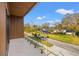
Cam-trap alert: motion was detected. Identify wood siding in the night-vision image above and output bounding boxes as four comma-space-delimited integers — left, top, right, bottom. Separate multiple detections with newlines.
9, 16, 24, 39
0, 3, 7, 56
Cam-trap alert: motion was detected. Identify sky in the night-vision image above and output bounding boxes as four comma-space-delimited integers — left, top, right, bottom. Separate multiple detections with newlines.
24, 2, 79, 26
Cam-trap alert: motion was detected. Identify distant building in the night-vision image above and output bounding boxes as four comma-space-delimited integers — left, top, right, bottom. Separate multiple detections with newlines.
63, 30, 75, 35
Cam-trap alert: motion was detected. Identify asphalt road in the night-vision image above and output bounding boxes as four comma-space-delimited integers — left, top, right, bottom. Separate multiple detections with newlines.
46, 38, 79, 56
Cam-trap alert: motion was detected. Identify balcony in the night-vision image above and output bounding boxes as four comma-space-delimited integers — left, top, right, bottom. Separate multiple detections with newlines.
8, 38, 46, 56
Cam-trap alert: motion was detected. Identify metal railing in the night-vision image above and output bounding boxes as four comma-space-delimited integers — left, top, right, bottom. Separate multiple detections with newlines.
25, 35, 64, 56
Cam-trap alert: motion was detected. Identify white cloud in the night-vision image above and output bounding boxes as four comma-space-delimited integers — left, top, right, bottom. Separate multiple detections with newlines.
37, 17, 42, 20
56, 9, 75, 15
42, 16, 46, 18
37, 16, 46, 20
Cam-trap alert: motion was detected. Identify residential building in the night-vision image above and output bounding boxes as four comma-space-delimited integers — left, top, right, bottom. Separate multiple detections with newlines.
0, 2, 36, 56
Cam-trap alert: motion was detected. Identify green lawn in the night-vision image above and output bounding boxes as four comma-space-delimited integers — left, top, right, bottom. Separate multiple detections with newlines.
40, 33, 79, 46
30, 32, 79, 46
30, 36, 53, 47
25, 31, 79, 46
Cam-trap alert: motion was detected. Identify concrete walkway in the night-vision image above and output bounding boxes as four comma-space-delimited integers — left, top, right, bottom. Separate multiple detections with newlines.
8, 38, 46, 56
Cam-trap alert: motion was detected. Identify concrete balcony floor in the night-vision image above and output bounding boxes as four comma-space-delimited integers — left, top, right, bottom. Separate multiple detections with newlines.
8, 38, 46, 56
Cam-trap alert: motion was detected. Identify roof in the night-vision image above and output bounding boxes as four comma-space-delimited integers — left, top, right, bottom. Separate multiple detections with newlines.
7, 2, 37, 17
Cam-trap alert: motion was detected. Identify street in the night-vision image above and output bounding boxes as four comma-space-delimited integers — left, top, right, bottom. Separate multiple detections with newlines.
46, 38, 79, 56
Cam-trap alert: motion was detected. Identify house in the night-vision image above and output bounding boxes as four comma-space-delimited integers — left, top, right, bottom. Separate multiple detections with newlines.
64, 30, 75, 35
0, 2, 36, 56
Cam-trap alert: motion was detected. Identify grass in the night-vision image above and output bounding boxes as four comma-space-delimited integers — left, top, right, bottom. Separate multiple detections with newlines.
48, 34, 72, 43
40, 33, 79, 46
25, 31, 79, 46
49, 34, 79, 45
30, 36, 53, 47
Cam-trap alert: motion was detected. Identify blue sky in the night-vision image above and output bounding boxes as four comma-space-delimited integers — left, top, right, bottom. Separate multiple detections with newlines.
24, 2, 79, 26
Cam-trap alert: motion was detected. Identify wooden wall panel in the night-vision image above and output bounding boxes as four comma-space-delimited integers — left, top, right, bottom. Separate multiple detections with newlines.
0, 3, 7, 56
9, 16, 24, 39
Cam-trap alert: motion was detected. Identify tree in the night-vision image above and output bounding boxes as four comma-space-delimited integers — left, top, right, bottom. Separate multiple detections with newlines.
61, 13, 79, 32
41, 23, 49, 29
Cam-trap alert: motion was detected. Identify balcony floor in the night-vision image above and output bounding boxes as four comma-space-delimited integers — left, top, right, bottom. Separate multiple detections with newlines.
8, 38, 46, 56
